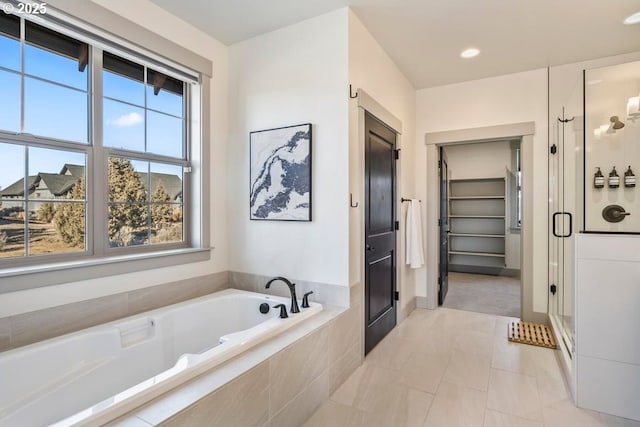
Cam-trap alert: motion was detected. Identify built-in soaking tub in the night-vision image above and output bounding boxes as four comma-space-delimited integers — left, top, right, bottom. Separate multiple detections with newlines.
0, 288, 322, 427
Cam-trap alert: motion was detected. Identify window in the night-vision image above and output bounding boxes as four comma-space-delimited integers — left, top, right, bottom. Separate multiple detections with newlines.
0, 12, 200, 268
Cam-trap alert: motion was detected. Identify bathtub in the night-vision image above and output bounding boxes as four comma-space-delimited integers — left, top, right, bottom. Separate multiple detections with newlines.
0, 288, 322, 427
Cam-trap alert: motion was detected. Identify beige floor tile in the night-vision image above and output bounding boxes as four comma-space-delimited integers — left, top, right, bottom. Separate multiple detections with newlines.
366, 335, 417, 371
303, 400, 364, 427
401, 350, 450, 393
532, 349, 570, 407
458, 311, 498, 336
491, 340, 538, 378
483, 409, 543, 427
453, 330, 495, 358
493, 316, 519, 339
361, 387, 434, 427
443, 349, 491, 391
331, 361, 403, 413
600, 413, 640, 427
304, 306, 591, 427
542, 399, 601, 427
486, 369, 542, 421
423, 381, 487, 427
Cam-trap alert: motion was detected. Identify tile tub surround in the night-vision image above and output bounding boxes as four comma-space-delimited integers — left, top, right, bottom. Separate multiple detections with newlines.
230, 271, 350, 308
304, 307, 640, 427
0, 271, 229, 352
111, 301, 364, 426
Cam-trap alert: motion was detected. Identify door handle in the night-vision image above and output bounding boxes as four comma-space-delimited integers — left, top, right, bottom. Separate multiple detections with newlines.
552, 212, 562, 238
366, 245, 375, 252
552, 212, 572, 238
563, 212, 572, 238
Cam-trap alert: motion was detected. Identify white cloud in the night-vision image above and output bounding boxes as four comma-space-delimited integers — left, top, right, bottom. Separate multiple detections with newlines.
112, 112, 143, 127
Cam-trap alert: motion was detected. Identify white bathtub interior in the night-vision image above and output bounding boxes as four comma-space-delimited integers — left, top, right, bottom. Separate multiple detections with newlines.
0, 289, 322, 427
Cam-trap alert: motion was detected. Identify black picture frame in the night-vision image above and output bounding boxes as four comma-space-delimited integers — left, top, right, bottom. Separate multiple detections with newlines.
249, 123, 312, 221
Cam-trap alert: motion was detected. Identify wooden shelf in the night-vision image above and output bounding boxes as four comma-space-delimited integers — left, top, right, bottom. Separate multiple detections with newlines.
449, 215, 505, 219
449, 196, 504, 200
449, 233, 505, 238
450, 177, 505, 182
449, 250, 505, 258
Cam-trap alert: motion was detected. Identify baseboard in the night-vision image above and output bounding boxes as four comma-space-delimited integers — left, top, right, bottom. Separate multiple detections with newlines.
398, 297, 416, 323
416, 296, 429, 309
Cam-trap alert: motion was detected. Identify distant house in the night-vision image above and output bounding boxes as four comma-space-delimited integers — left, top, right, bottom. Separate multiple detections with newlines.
0, 164, 182, 213
0, 164, 84, 212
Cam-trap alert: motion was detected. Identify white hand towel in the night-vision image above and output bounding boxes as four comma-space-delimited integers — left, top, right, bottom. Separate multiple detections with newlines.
406, 199, 425, 268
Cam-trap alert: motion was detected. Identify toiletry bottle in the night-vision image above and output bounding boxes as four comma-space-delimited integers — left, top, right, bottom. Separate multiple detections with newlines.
594, 167, 605, 189
609, 166, 620, 188
625, 166, 636, 188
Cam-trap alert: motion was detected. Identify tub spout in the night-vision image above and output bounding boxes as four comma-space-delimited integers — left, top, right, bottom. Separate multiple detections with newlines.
265, 276, 300, 314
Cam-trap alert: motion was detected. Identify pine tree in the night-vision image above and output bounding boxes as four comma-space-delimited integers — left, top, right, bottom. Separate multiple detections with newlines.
54, 177, 85, 247
108, 158, 148, 242
38, 203, 56, 223
151, 179, 173, 226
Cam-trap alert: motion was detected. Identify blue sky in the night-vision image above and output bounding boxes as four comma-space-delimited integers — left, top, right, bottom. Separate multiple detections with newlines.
0, 31, 184, 191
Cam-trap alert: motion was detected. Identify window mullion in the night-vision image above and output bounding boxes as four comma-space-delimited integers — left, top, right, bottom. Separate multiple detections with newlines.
91, 46, 107, 256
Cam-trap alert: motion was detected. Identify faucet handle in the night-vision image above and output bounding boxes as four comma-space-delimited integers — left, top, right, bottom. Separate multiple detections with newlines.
273, 304, 288, 319
302, 291, 314, 308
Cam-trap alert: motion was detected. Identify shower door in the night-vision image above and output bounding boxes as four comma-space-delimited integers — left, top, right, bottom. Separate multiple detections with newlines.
549, 77, 583, 354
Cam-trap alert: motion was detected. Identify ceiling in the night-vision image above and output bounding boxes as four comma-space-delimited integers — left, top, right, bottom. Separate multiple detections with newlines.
149, 0, 640, 89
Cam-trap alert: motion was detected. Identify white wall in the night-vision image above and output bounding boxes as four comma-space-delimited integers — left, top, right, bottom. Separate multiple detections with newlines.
416, 69, 548, 314
348, 10, 417, 314
444, 141, 520, 270
444, 141, 511, 180
0, 0, 230, 316
227, 9, 350, 287
584, 63, 640, 232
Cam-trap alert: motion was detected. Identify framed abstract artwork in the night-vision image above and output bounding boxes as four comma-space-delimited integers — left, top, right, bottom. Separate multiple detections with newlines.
249, 123, 312, 221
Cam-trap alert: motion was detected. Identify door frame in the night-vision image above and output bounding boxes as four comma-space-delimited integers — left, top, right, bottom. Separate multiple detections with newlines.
425, 122, 546, 324
352, 90, 406, 356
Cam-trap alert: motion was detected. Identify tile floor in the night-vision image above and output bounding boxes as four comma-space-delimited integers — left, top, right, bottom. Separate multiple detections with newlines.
304, 307, 640, 427
443, 272, 521, 318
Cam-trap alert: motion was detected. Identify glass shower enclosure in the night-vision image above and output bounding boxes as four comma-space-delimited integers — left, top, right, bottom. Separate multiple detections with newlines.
549, 59, 640, 357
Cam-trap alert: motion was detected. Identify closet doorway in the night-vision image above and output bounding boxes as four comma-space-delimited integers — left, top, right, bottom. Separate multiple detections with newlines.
438, 139, 522, 318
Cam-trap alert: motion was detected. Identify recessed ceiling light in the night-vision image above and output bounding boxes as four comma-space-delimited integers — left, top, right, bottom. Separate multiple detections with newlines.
460, 48, 480, 59
623, 11, 640, 25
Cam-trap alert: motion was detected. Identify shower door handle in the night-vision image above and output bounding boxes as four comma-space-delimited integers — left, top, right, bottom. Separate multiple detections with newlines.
552, 212, 562, 238
552, 212, 572, 238
563, 212, 572, 238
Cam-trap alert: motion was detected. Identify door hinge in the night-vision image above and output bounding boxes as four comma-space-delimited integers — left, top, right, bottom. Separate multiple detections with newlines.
550, 284, 557, 295
550, 144, 557, 155
394, 149, 400, 160
394, 291, 399, 301
438, 218, 441, 226
395, 220, 400, 230
438, 160, 442, 168
438, 277, 441, 285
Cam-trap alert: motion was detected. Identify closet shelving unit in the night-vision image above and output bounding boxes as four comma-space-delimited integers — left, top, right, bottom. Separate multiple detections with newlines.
448, 177, 506, 274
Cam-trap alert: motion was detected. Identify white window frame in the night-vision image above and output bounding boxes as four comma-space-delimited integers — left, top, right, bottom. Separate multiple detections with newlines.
0, 5, 211, 292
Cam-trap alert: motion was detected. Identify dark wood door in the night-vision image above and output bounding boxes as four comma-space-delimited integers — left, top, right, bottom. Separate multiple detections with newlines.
364, 112, 397, 355
438, 147, 449, 305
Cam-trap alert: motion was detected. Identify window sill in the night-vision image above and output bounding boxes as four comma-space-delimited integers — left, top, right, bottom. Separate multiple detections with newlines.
0, 247, 212, 294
